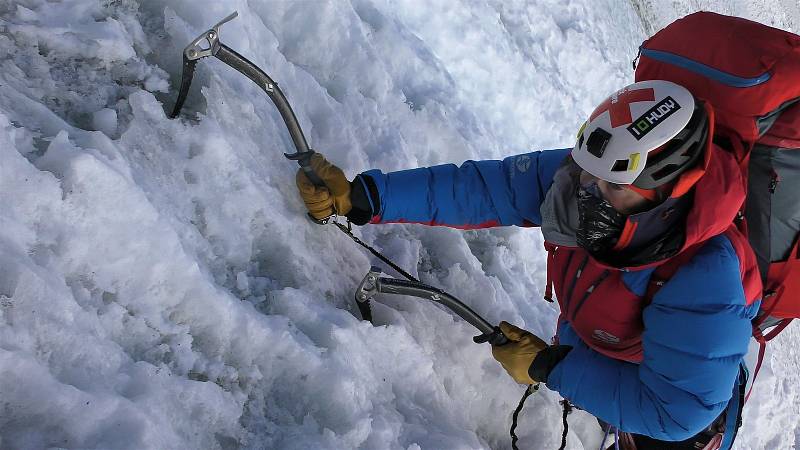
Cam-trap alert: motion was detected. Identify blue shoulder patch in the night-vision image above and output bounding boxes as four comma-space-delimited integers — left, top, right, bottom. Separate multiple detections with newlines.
654, 234, 747, 309
621, 267, 657, 297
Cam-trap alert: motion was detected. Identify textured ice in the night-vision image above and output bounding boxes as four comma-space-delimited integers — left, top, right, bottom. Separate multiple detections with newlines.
0, 1, 798, 449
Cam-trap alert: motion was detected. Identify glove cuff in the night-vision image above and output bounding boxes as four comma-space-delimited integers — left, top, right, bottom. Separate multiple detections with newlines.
347, 174, 380, 225
528, 345, 572, 383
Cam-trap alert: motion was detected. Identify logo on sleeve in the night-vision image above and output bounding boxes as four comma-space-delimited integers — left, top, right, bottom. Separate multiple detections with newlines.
515, 154, 532, 173
627, 96, 681, 140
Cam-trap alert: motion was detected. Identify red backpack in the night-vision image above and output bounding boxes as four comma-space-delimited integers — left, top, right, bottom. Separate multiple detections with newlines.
630, 11, 800, 450
635, 10, 800, 357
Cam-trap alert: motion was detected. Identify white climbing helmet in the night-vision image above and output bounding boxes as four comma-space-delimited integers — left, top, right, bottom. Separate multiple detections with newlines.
572, 80, 708, 189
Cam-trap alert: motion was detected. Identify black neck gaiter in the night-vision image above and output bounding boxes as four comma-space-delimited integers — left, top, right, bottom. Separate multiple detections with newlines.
576, 183, 626, 259
576, 182, 689, 268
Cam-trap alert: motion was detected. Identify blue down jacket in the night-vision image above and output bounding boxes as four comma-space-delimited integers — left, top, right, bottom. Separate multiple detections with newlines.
361, 149, 758, 440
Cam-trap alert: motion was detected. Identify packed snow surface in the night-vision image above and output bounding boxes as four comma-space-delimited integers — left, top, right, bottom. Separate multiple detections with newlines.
1, 0, 799, 449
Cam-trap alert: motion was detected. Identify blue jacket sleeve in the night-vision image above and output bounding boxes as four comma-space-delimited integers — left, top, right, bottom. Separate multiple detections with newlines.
546, 235, 759, 441
361, 149, 569, 228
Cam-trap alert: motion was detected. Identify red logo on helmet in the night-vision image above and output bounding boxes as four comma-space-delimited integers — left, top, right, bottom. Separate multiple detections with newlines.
590, 87, 656, 128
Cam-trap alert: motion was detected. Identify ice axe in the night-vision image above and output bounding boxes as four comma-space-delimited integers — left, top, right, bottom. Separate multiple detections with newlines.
355, 266, 509, 346
169, 11, 327, 199
355, 267, 540, 450
168, 12, 459, 286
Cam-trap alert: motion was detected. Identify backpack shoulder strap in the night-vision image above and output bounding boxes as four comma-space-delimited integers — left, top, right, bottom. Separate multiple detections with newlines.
644, 243, 703, 304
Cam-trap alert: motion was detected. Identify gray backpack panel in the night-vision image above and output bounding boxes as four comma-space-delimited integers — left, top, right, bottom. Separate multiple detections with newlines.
746, 145, 800, 280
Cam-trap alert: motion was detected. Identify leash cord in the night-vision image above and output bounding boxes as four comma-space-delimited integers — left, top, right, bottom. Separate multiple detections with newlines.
511, 384, 539, 450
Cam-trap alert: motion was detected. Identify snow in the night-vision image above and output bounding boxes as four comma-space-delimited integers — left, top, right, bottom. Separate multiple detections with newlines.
92, 108, 118, 137
0, 0, 798, 449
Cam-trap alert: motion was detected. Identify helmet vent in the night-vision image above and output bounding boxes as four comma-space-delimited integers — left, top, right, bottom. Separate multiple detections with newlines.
586, 128, 612, 158
651, 164, 680, 181
611, 159, 629, 172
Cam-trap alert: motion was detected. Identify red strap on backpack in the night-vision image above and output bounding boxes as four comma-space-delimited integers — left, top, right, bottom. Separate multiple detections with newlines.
759, 235, 800, 320
643, 244, 703, 304
544, 242, 557, 302
747, 235, 800, 400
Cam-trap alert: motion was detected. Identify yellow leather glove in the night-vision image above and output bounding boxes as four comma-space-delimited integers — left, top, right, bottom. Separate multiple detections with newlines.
492, 321, 549, 385
296, 153, 352, 220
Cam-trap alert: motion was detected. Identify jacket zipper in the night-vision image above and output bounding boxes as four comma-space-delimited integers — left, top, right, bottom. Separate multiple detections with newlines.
639, 47, 772, 88
563, 254, 588, 314
571, 270, 611, 322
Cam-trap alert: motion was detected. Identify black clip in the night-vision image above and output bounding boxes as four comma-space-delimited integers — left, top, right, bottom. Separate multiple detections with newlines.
473, 326, 509, 346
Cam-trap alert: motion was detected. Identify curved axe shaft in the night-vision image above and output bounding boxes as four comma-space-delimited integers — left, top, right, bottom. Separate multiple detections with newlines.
169, 11, 324, 187
355, 267, 509, 346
